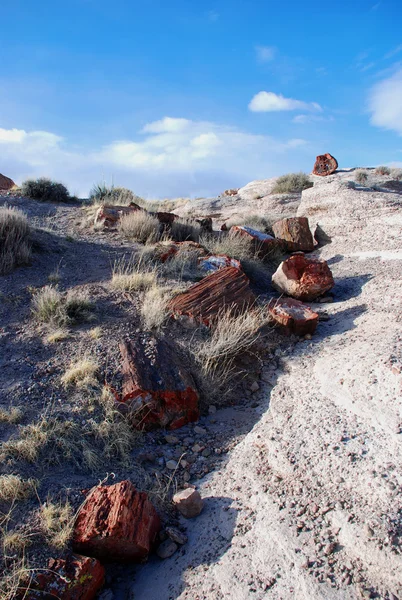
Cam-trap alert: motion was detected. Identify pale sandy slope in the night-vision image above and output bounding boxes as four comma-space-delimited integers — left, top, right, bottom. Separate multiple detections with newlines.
131, 170, 402, 600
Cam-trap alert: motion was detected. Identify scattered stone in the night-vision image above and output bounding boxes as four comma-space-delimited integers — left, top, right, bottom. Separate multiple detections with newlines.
208, 405, 217, 414
166, 460, 178, 470
73, 480, 161, 561
198, 254, 241, 274
192, 444, 203, 453
173, 488, 204, 518
249, 381, 260, 393
157, 540, 178, 559
231, 225, 285, 258
272, 253, 334, 301
166, 526, 188, 545
324, 542, 337, 555
165, 435, 180, 444
194, 426, 207, 434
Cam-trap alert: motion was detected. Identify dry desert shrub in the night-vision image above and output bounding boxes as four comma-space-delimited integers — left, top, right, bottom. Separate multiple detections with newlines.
88, 326, 102, 340
355, 169, 369, 184
111, 256, 157, 292
0, 407, 23, 424
390, 167, 402, 180
61, 357, 99, 388
170, 218, 201, 242
226, 214, 274, 235
0, 207, 31, 275
375, 165, 391, 175
271, 172, 312, 194
32, 286, 94, 327
40, 499, 73, 549
2, 531, 32, 553
46, 328, 70, 343
21, 178, 70, 203
200, 231, 253, 261
140, 285, 172, 330
160, 249, 202, 281
0, 475, 37, 502
119, 210, 160, 244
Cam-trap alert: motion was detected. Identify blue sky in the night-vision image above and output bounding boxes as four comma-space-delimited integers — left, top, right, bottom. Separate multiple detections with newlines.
1, 0, 402, 197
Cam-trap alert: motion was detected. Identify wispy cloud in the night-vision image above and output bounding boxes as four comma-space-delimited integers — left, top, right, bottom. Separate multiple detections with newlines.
370, 2, 381, 10
255, 45, 276, 63
207, 10, 219, 22
292, 114, 334, 124
368, 68, 402, 135
384, 44, 402, 60
249, 91, 322, 113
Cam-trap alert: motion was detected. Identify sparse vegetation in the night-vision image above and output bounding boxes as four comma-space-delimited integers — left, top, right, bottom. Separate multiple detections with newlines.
88, 326, 102, 340
90, 183, 144, 206
40, 500, 73, 549
32, 286, 94, 326
3, 531, 32, 553
170, 218, 201, 242
355, 169, 369, 185
0, 207, 31, 275
0, 407, 23, 424
159, 248, 202, 281
390, 167, 402, 180
140, 285, 172, 330
111, 257, 157, 292
0, 475, 37, 502
200, 231, 253, 261
21, 178, 70, 203
119, 210, 160, 244
61, 357, 99, 388
375, 166, 391, 176
46, 328, 70, 343
89, 182, 114, 204
271, 172, 313, 194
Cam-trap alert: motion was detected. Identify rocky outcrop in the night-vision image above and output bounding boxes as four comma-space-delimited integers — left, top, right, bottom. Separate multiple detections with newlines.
268, 297, 319, 336
0, 173, 16, 190
272, 217, 315, 252
170, 266, 255, 325
272, 253, 334, 301
21, 555, 105, 599
73, 480, 161, 562
119, 336, 199, 430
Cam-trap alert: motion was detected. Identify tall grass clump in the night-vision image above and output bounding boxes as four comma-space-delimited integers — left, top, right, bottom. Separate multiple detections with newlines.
90, 183, 144, 206
170, 218, 201, 242
375, 165, 391, 176
355, 169, 368, 185
140, 285, 172, 330
21, 178, 70, 203
390, 168, 402, 180
119, 211, 160, 244
111, 256, 157, 292
0, 207, 31, 275
271, 172, 313, 194
32, 286, 94, 326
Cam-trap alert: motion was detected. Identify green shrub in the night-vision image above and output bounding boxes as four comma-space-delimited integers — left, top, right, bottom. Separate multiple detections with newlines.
0, 207, 31, 274
271, 172, 313, 194
375, 165, 391, 176
22, 178, 70, 202
355, 169, 368, 184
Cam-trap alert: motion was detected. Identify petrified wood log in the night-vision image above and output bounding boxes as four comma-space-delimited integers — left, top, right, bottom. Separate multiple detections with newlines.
268, 297, 319, 336
230, 225, 286, 258
272, 217, 315, 252
73, 480, 161, 562
198, 254, 242, 274
94, 203, 143, 225
0, 173, 16, 190
170, 266, 256, 325
119, 336, 199, 430
272, 253, 334, 301
312, 153, 338, 176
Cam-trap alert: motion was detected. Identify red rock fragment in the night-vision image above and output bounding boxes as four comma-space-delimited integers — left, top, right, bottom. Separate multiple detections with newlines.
18, 555, 105, 600
0, 173, 16, 190
268, 298, 319, 336
312, 153, 338, 176
73, 480, 161, 562
222, 188, 239, 196
272, 253, 334, 301
169, 266, 256, 325
94, 203, 142, 226
119, 335, 199, 430
272, 217, 315, 252
157, 241, 207, 263
172, 488, 204, 518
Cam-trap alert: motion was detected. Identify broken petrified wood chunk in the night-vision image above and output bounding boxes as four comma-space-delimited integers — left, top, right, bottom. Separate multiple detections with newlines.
150, 211, 178, 225
312, 153, 338, 176
268, 297, 319, 336
272, 253, 334, 301
73, 480, 161, 562
172, 488, 204, 518
119, 335, 199, 430
169, 266, 256, 325
230, 225, 285, 258
198, 254, 241, 274
94, 203, 143, 226
20, 555, 105, 600
272, 217, 315, 252
156, 240, 207, 263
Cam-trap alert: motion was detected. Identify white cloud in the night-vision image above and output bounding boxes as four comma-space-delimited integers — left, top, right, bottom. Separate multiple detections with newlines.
0, 119, 310, 197
293, 114, 334, 124
368, 68, 402, 135
249, 91, 322, 113
255, 46, 276, 63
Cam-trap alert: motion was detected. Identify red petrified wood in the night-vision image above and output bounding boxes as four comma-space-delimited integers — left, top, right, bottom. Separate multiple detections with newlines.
0, 173, 16, 190
170, 266, 256, 325
119, 336, 199, 430
268, 297, 319, 336
230, 225, 285, 258
73, 480, 161, 562
272, 217, 315, 252
94, 203, 143, 226
272, 253, 334, 301
312, 153, 338, 176
20, 555, 105, 600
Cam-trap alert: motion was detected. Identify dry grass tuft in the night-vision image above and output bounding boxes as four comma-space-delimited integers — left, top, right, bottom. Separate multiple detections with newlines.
61, 358, 99, 388
32, 286, 94, 326
0, 407, 23, 424
3, 531, 32, 553
119, 211, 160, 244
390, 167, 402, 180
140, 285, 172, 330
355, 169, 369, 184
0, 475, 37, 502
88, 326, 102, 340
0, 206, 31, 275
170, 218, 201, 242
375, 165, 391, 176
272, 172, 312, 194
200, 232, 253, 261
40, 500, 73, 549
46, 328, 70, 343
159, 249, 202, 281
111, 257, 157, 292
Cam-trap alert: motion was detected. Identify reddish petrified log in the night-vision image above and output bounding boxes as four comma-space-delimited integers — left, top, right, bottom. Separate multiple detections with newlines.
170, 266, 256, 325
157, 241, 207, 263
18, 555, 105, 600
0, 173, 16, 190
73, 480, 161, 562
272, 253, 334, 301
94, 203, 143, 226
230, 225, 285, 258
312, 153, 338, 176
119, 336, 199, 430
268, 297, 319, 336
222, 188, 239, 196
198, 254, 242, 274
272, 217, 315, 252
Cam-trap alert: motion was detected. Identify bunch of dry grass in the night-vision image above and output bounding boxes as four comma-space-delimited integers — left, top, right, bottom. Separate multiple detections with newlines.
0, 475, 37, 502
61, 357, 99, 388
111, 256, 157, 292
140, 285, 172, 330
159, 249, 202, 281
0, 407, 23, 424
0, 207, 31, 275
40, 499, 73, 549
390, 167, 402, 180
32, 286, 94, 327
375, 165, 391, 175
170, 218, 201, 242
226, 214, 274, 235
119, 211, 160, 244
200, 232, 253, 261
271, 172, 312, 194
355, 169, 369, 184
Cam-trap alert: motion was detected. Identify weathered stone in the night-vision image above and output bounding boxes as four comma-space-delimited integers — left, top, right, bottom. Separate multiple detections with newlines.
157, 241, 207, 263
73, 480, 161, 562
20, 555, 105, 600
231, 226, 284, 259
173, 488, 204, 518
268, 297, 319, 336
196, 216, 213, 232
119, 335, 199, 430
157, 540, 178, 558
170, 266, 255, 325
198, 254, 241, 274
222, 188, 239, 197
166, 526, 188, 545
272, 253, 334, 301
166, 460, 178, 470
272, 217, 315, 252
94, 203, 142, 226
0, 173, 16, 190
312, 153, 338, 176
